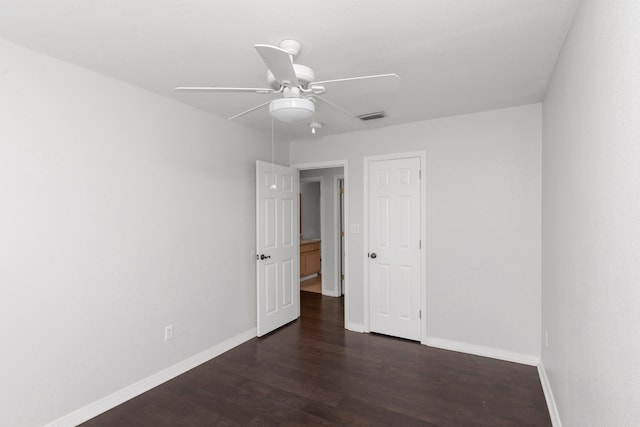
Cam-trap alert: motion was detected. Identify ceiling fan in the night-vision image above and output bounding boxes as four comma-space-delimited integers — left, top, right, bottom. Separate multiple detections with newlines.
175, 39, 400, 130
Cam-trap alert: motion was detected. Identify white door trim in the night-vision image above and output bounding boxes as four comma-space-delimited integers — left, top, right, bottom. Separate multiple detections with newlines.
363, 151, 427, 344
292, 160, 350, 330
333, 174, 345, 297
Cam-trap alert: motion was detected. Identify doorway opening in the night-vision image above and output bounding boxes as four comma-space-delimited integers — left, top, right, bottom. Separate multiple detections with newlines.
299, 178, 322, 293
294, 161, 349, 329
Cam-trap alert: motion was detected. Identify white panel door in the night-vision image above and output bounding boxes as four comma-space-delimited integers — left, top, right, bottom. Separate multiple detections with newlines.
256, 161, 299, 337
369, 157, 421, 341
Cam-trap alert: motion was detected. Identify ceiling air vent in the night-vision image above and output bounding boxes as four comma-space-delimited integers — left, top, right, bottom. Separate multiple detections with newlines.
358, 111, 386, 121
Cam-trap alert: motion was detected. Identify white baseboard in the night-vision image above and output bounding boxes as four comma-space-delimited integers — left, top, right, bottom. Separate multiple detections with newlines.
322, 289, 341, 297
538, 362, 562, 427
45, 328, 256, 427
424, 336, 540, 366
347, 322, 365, 333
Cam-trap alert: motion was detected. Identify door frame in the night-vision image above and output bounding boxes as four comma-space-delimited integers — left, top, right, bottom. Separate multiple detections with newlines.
334, 174, 345, 296
363, 151, 427, 344
292, 160, 349, 330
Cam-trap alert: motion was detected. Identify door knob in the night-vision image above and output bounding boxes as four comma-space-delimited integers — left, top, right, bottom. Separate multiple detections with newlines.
370, 252, 377, 259
260, 254, 271, 260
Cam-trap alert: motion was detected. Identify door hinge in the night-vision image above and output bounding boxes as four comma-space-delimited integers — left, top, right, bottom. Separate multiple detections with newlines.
340, 187, 344, 194
419, 310, 422, 319
340, 231, 345, 237
341, 274, 344, 281
419, 169, 422, 179
419, 240, 421, 249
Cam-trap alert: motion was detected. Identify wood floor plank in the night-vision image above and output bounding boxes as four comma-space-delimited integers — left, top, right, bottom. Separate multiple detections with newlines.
81, 292, 551, 426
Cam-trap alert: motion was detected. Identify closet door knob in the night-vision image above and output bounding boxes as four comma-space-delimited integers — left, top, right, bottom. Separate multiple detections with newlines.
370, 253, 377, 259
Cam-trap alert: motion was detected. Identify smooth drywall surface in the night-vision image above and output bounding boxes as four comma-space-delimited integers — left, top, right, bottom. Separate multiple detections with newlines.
300, 168, 344, 296
0, 39, 281, 427
542, 0, 640, 425
291, 104, 541, 359
300, 181, 321, 239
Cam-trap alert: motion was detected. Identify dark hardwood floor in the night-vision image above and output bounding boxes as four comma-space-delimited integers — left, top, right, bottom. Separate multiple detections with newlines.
82, 292, 551, 426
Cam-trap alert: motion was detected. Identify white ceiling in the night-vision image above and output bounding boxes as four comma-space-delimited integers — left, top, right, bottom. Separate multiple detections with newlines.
0, 0, 581, 139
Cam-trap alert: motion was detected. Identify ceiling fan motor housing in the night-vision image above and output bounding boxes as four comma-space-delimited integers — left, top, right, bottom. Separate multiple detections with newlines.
267, 64, 315, 90
279, 39, 302, 57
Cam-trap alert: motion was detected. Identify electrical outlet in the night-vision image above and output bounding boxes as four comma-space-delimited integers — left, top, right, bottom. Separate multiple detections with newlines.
545, 330, 548, 348
164, 325, 174, 341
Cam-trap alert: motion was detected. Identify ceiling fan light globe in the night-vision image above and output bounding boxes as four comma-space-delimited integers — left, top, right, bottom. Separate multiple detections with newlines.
269, 98, 315, 123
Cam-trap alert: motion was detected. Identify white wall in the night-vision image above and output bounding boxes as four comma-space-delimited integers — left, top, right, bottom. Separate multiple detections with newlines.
541, 0, 640, 425
300, 181, 321, 239
291, 104, 541, 361
0, 39, 285, 427
300, 167, 344, 296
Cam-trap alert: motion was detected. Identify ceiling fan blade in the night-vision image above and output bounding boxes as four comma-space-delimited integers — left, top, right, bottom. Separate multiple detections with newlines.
175, 86, 275, 94
311, 74, 401, 96
311, 95, 355, 118
228, 100, 272, 121
254, 44, 298, 87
